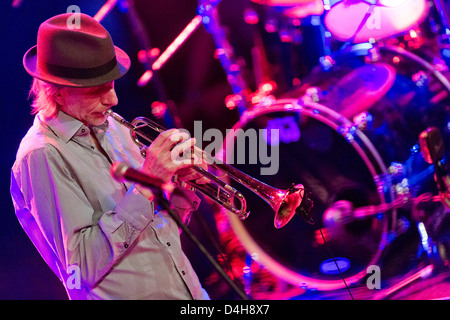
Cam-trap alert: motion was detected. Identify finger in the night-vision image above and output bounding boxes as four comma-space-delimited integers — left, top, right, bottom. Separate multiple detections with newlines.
194, 176, 211, 185
165, 129, 191, 153
150, 128, 180, 150
169, 129, 191, 144
170, 138, 197, 165
175, 166, 211, 184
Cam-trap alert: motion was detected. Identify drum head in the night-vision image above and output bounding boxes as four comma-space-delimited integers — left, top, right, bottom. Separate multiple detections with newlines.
219, 100, 391, 291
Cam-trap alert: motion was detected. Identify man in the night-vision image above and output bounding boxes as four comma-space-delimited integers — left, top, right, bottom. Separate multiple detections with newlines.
10, 13, 210, 300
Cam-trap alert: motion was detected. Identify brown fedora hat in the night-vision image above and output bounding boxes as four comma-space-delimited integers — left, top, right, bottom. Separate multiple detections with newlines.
23, 13, 131, 87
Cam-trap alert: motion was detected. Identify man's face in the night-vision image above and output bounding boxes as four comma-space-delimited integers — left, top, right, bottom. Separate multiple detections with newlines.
57, 81, 118, 126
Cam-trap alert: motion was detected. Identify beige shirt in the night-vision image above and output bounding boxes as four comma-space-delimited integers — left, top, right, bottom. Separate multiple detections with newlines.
10, 111, 208, 300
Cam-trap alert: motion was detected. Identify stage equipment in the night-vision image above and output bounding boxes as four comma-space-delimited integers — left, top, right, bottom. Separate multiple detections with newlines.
219, 98, 393, 291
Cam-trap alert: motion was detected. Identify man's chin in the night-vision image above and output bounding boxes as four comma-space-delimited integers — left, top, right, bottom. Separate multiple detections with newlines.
87, 114, 108, 126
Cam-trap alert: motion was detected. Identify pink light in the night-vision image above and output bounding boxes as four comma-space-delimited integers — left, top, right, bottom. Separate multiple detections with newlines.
138, 48, 160, 64
280, 30, 293, 43
324, 0, 428, 43
151, 101, 167, 118
292, 78, 301, 86
260, 81, 276, 93
229, 64, 240, 72
264, 20, 278, 33
214, 48, 225, 59
225, 94, 242, 110
251, 95, 261, 105
244, 8, 259, 25
93, 0, 118, 22
137, 70, 153, 87
292, 18, 301, 27
152, 15, 203, 71
149, 47, 160, 58
138, 50, 147, 64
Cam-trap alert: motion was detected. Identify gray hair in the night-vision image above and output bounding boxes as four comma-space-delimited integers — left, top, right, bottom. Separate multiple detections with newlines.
29, 78, 62, 119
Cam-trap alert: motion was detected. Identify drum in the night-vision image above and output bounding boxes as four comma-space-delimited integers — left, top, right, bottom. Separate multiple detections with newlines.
288, 44, 450, 166
218, 99, 393, 291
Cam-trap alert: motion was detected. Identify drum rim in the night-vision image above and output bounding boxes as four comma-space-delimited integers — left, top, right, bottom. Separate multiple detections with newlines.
220, 99, 393, 291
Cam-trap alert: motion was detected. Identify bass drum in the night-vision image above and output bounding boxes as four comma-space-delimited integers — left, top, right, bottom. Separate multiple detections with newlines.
219, 99, 394, 292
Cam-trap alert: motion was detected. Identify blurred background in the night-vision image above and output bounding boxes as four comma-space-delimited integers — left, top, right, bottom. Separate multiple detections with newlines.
2, 0, 450, 300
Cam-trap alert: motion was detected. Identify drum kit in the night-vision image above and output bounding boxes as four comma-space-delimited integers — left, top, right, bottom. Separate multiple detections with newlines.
190, 0, 450, 299
144, 0, 450, 299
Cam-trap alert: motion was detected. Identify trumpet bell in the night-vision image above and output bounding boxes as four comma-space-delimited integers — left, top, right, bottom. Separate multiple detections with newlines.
273, 184, 314, 228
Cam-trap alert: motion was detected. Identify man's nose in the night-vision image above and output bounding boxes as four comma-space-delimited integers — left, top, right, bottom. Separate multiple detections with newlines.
101, 86, 118, 106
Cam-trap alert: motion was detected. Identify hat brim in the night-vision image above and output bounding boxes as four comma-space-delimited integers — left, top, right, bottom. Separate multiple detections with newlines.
23, 45, 131, 88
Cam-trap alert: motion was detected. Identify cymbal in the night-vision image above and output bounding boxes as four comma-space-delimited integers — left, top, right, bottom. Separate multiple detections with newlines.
324, 0, 428, 43
250, 0, 319, 6
327, 63, 396, 118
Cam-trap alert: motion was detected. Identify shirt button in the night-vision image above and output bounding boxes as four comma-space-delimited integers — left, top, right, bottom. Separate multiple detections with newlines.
181, 271, 186, 276
166, 242, 171, 247
123, 242, 129, 248
81, 128, 86, 133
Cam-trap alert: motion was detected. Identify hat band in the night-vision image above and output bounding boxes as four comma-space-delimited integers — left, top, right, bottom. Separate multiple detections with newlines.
42, 56, 118, 79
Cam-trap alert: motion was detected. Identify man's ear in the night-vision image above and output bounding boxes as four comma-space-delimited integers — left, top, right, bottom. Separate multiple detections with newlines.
52, 88, 65, 106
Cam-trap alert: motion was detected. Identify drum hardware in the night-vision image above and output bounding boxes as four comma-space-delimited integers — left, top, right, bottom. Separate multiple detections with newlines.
303, 86, 322, 102
319, 55, 336, 72
352, 111, 373, 131
220, 99, 393, 292
199, 0, 251, 115
218, 95, 449, 296
433, 0, 450, 43
224, 0, 450, 290
372, 264, 435, 300
324, 192, 444, 227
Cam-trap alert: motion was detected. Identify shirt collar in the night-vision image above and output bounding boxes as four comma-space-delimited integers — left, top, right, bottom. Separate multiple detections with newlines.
41, 111, 109, 144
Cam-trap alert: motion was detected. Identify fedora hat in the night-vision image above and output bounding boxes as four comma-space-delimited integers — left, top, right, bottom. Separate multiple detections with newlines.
23, 13, 131, 87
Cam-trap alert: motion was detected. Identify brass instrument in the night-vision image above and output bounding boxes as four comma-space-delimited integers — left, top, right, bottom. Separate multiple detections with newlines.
107, 109, 313, 228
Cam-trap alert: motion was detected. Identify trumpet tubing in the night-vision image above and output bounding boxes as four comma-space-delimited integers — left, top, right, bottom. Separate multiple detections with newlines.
106, 109, 313, 228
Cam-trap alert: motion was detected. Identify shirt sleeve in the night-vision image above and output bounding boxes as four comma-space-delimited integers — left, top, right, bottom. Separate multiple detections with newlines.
11, 146, 154, 288
168, 186, 201, 226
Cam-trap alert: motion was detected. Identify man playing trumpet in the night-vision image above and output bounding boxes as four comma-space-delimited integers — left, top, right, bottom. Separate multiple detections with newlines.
10, 13, 209, 300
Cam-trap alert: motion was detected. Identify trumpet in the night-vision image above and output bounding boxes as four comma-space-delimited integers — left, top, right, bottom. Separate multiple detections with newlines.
107, 109, 314, 228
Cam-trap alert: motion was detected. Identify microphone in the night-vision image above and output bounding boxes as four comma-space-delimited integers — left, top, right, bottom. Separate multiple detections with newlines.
110, 161, 171, 194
